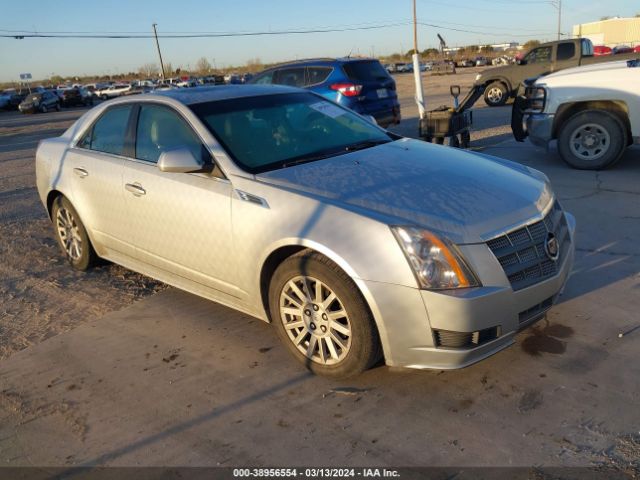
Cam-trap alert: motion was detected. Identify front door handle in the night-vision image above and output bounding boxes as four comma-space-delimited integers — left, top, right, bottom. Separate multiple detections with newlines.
73, 167, 89, 178
125, 182, 146, 196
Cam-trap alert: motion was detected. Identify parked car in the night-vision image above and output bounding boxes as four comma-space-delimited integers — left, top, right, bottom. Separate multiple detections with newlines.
176, 77, 198, 88
199, 75, 225, 85
635, 45, 640, 53
224, 73, 242, 84
18, 90, 61, 113
0, 89, 21, 110
250, 58, 401, 127
612, 45, 633, 55
459, 59, 475, 68
96, 84, 131, 100
123, 85, 153, 96
512, 59, 639, 169
386, 63, 408, 73
35, 85, 575, 377
60, 87, 94, 107
475, 57, 489, 67
593, 45, 612, 56
475, 38, 638, 106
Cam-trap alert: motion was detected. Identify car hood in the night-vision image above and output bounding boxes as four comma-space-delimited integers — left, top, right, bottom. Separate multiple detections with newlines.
536, 60, 631, 84
257, 139, 553, 244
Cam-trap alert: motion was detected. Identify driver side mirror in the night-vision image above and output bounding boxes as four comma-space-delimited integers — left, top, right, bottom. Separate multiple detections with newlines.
157, 147, 203, 173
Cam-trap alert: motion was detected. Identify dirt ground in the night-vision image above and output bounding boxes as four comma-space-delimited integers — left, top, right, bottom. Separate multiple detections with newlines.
0, 110, 166, 360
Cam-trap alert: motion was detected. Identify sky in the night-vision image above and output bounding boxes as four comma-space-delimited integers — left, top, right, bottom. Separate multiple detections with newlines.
0, 0, 637, 82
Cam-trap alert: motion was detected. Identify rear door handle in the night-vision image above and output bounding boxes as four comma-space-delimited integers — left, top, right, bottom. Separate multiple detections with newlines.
125, 182, 146, 196
73, 167, 89, 178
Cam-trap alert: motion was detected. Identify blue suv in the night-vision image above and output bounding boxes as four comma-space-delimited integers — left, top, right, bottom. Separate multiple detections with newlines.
250, 58, 401, 128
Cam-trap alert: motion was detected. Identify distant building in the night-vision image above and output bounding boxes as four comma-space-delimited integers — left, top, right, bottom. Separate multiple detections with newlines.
572, 17, 640, 47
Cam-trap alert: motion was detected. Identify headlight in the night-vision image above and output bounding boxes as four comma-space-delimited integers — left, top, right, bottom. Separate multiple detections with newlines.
525, 86, 546, 112
392, 227, 480, 290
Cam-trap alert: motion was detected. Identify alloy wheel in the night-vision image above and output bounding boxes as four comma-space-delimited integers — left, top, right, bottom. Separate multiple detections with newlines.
487, 87, 503, 103
56, 207, 83, 260
279, 275, 352, 366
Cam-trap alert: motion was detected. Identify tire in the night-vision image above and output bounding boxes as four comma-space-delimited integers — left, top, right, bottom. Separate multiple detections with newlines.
447, 135, 460, 148
51, 196, 98, 271
557, 110, 627, 170
484, 81, 508, 107
101, 94, 108, 101
55, 102, 61, 112
40, 104, 47, 113
269, 250, 381, 378
461, 130, 471, 149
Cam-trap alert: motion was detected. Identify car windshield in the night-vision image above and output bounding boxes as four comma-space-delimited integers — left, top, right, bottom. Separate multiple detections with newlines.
191, 92, 393, 173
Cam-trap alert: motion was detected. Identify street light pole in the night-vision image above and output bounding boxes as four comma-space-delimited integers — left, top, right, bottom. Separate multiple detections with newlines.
152, 23, 166, 81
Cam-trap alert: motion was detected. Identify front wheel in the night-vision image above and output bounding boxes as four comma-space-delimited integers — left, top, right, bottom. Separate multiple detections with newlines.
51, 196, 98, 271
40, 104, 47, 113
55, 102, 61, 111
557, 110, 627, 170
269, 251, 381, 378
484, 81, 508, 107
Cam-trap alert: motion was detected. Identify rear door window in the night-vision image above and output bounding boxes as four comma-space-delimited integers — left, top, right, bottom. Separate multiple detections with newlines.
79, 105, 133, 156
342, 61, 390, 82
524, 47, 552, 64
273, 68, 306, 87
556, 42, 576, 61
305, 67, 332, 86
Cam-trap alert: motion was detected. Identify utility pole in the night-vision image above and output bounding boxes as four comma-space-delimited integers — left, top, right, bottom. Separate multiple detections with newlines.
412, 0, 426, 119
553, 0, 562, 40
152, 23, 166, 81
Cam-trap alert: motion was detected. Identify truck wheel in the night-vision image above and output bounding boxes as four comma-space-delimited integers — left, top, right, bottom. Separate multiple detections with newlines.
557, 110, 627, 170
484, 82, 508, 107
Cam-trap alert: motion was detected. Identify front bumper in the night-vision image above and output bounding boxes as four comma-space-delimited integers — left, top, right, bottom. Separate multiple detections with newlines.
18, 104, 36, 113
366, 211, 576, 370
526, 113, 555, 148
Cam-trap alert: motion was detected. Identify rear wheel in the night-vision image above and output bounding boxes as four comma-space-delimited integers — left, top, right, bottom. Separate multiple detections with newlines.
269, 251, 381, 378
557, 110, 627, 170
484, 81, 508, 107
51, 196, 98, 271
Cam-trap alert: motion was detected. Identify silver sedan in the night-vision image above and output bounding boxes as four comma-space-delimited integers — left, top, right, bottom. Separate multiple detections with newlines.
35, 85, 575, 377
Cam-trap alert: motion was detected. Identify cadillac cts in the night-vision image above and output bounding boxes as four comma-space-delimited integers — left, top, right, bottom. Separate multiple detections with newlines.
36, 85, 575, 377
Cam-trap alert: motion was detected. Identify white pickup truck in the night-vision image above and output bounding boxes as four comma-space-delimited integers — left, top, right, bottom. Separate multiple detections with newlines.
512, 59, 639, 169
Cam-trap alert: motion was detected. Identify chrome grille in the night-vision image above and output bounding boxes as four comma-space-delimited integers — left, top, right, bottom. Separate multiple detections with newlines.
486, 201, 569, 291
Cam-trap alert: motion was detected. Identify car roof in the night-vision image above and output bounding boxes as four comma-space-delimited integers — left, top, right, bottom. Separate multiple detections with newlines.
261, 57, 378, 70
148, 84, 302, 105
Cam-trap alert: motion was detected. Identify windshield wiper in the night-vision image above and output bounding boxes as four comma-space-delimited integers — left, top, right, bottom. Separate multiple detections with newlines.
344, 139, 390, 152
282, 149, 347, 168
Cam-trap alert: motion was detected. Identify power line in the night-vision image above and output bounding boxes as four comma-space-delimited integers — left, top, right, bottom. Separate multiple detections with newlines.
1, 20, 554, 41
